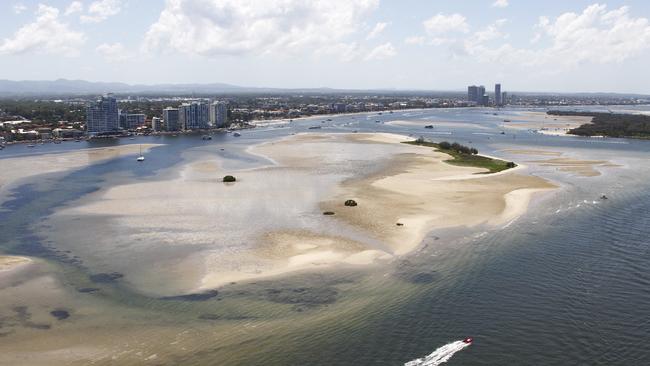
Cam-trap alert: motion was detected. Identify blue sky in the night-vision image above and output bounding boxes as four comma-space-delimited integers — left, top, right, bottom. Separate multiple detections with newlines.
1, 0, 650, 93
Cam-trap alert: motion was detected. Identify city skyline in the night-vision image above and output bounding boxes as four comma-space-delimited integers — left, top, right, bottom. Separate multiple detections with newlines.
1, 1, 650, 93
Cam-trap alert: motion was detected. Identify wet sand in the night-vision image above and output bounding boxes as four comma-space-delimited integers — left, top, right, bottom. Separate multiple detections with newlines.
502, 149, 619, 177
502, 111, 592, 135
0, 256, 32, 273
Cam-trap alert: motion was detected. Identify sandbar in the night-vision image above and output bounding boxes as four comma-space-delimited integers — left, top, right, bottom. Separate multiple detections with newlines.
502, 111, 592, 135
41, 133, 555, 295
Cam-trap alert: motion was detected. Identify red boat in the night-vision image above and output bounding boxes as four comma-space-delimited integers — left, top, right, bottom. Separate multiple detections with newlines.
463, 337, 473, 344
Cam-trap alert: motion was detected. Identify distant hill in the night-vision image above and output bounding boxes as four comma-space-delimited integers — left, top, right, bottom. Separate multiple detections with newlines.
0, 79, 257, 96
0, 79, 462, 97
0, 79, 647, 98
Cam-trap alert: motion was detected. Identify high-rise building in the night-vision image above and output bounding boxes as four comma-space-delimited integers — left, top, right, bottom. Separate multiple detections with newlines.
501, 92, 508, 105
210, 101, 228, 128
467, 86, 479, 103
119, 113, 146, 130
151, 117, 163, 132
481, 94, 489, 106
179, 102, 210, 130
495, 84, 502, 106
86, 94, 119, 135
163, 107, 179, 131
478, 85, 486, 105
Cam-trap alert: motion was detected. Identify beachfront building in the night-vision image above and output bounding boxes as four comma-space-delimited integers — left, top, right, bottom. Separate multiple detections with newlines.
210, 101, 228, 128
163, 107, 180, 131
86, 94, 119, 135
151, 117, 163, 132
495, 84, 502, 106
179, 102, 210, 130
119, 113, 146, 130
467, 86, 479, 103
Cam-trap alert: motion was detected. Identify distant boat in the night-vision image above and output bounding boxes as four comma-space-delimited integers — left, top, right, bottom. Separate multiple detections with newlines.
27, 144, 35, 148
424, 125, 434, 129
202, 135, 212, 140
137, 145, 145, 162
503, 119, 512, 122
233, 132, 241, 137
308, 126, 321, 130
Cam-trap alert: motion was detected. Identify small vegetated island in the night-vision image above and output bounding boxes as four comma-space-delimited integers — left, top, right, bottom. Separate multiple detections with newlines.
403, 138, 516, 173
548, 110, 650, 139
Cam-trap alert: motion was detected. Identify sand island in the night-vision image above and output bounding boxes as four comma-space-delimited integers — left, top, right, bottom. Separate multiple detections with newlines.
38, 133, 555, 297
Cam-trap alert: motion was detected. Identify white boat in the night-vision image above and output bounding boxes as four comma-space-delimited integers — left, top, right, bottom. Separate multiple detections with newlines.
405, 338, 472, 366
137, 145, 145, 161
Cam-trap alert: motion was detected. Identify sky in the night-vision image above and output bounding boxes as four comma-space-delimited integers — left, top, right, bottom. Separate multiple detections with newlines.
1, 0, 650, 93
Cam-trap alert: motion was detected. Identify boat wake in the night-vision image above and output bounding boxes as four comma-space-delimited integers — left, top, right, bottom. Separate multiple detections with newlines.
404, 338, 472, 366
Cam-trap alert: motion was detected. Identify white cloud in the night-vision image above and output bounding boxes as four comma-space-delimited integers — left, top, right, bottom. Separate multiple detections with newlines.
367, 22, 388, 40
364, 42, 396, 61
65, 1, 84, 16
473, 18, 507, 42
0, 4, 86, 56
143, 0, 379, 58
404, 36, 425, 45
464, 4, 650, 69
81, 0, 123, 23
96, 42, 131, 62
13, 3, 27, 14
423, 13, 469, 35
316, 42, 361, 62
492, 0, 509, 8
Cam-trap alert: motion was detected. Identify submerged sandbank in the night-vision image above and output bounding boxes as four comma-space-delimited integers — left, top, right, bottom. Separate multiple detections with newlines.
386, 119, 491, 130
40, 133, 554, 295
0, 144, 161, 204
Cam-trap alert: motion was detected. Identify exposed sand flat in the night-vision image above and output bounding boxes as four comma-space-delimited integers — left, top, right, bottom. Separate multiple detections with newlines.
320, 140, 555, 255
386, 120, 490, 130
502, 149, 619, 177
0, 256, 32, 273
529, 157, 612, 177
0, 144, 161, 204
41, 133, 554, 295
501, 149, 563, 157
502, 111, 592, 135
